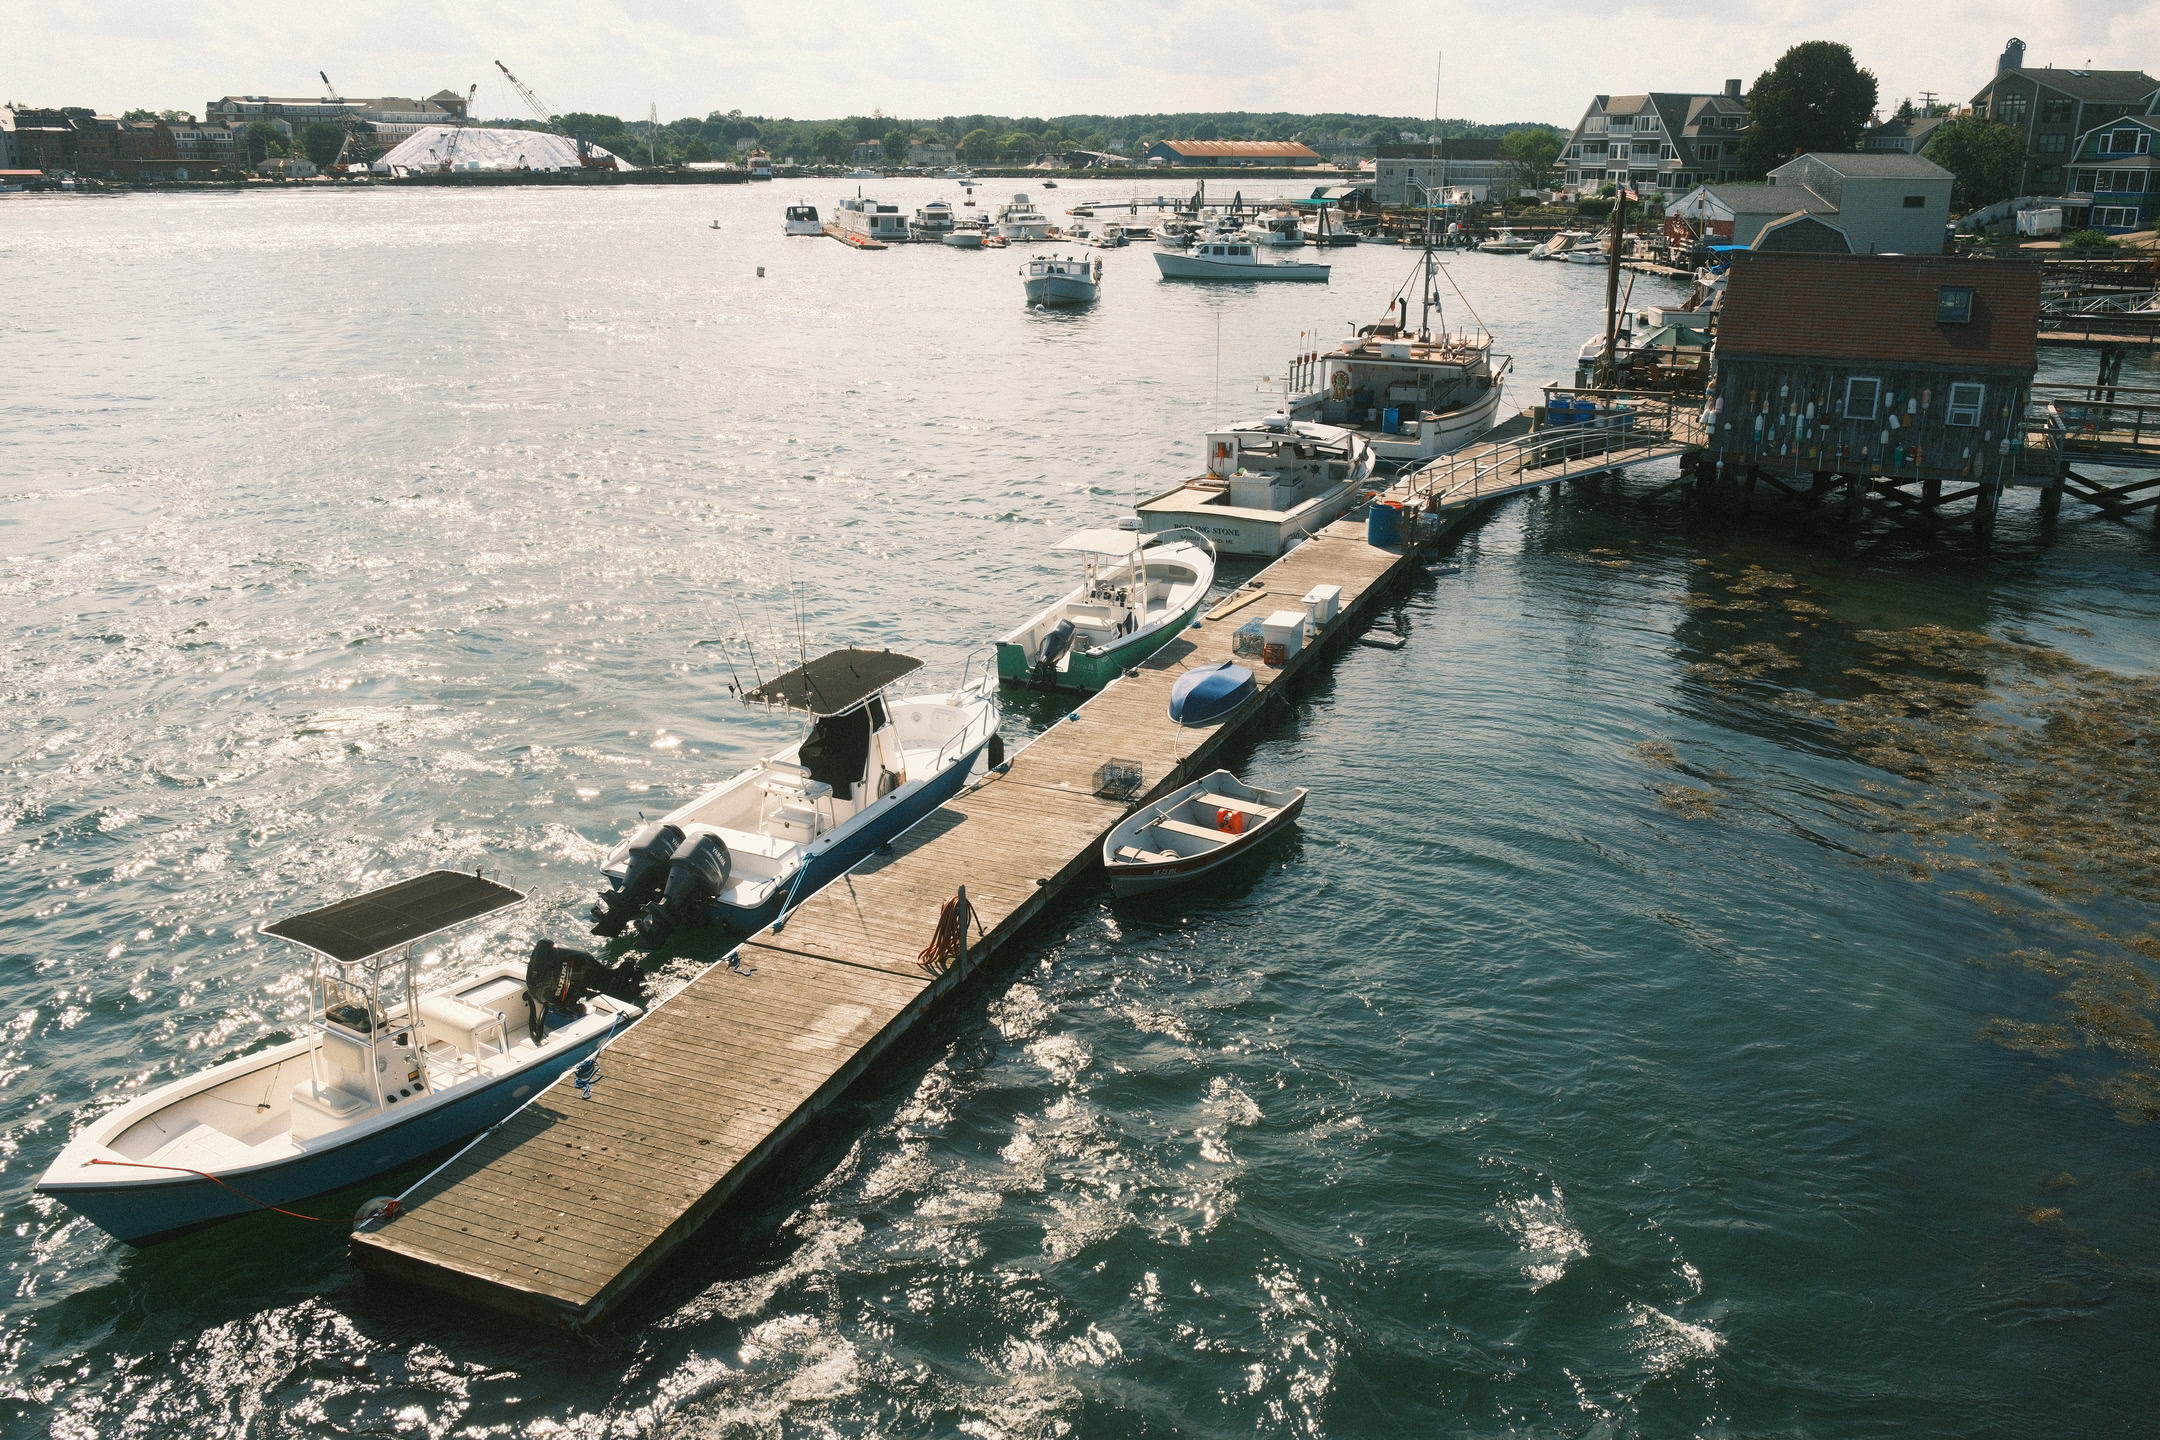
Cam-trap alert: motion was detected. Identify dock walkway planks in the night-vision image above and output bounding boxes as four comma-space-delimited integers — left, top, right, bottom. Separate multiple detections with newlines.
351, 521, 1412, 1326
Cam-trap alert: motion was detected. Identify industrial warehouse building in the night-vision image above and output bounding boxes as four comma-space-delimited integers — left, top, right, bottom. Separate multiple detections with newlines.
1142, 140, 1321, 167
375, 127, 634, 174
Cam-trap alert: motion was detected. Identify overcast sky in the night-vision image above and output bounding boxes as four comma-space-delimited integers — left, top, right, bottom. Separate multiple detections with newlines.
8, 1, 2158, 128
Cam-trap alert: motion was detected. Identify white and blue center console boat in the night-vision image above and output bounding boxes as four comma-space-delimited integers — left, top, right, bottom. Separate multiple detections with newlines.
591, 648, 1002, 942
37, 872, 642, 1245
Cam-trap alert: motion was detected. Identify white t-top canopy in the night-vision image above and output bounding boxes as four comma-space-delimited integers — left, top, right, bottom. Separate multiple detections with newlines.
1057, 528, 1146, 557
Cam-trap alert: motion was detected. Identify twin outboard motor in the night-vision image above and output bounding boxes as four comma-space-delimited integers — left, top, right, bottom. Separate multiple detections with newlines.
524, 938, 646, 1041
631, 833, 731, 948
590, 821, 684, 937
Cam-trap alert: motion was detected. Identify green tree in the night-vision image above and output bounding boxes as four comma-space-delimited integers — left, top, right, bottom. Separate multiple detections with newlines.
683, 137, 713, 162
1082, 130, 1111, 154
1190, 119, 1222, 141
1739, 41, 1878, 175
883, 127, 911, 165
300, 121, 347, 170
812, 126, 846, 164
1368, 127, 1394, 154
999, 130, 1040, 162
122, 108, 157, 122
242, 121, 282, 166
1500, 126, 1565, 194
1922, 116, 2026, 209
959, 128, 996, 164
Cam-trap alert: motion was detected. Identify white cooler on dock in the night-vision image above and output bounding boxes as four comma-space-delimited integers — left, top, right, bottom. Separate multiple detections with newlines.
1262, 609, 1307, 666
1303, 584, 1341, 628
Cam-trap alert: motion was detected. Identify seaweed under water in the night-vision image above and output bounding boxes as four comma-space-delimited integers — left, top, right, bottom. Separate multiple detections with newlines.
1663, 565, 2160, 1125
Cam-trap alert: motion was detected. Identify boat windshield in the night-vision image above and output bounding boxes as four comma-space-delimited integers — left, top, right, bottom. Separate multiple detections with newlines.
317, 965, 389, 1036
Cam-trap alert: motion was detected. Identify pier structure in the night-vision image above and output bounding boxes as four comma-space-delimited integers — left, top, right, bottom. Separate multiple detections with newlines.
351, 521, 1421, 1325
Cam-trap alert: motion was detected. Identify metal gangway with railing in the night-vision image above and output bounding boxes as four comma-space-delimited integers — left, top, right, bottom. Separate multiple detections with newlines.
1396, 389, 1704, 512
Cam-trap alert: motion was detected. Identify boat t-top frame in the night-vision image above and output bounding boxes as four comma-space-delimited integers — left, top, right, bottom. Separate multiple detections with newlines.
262, 870, 525, 1112
743, 646, 923, 718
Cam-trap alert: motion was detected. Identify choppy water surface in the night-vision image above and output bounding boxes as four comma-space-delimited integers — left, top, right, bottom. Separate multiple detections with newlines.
5, 181, 2160, 1437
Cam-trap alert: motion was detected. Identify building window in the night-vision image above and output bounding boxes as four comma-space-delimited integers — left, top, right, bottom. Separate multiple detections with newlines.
2101, 128, 2152, 156
1844, 377, 1882, 419
2038, 134, 2067, 153
1902, 194, 1928, 208
2041, 99, 2076, 124
2096, 205, 2143, 228
1994, 93, 2029, 124
1937, 287, 1975, 323
1946, 383, 1985, 426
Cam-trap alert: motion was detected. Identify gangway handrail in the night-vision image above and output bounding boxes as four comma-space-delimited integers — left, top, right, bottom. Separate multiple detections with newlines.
1400, 396, 1699, 510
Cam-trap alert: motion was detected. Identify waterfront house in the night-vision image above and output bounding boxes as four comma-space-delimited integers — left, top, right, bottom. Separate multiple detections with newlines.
1705, 253, 2040, 491
1966, 38, 2159, 198
1142, 140, 1321, 168
1373, 140, 1505, 205
1862, 111, 1950, 154
2066, 113, 2160, 231
1671, 153, 1951, 255
1560, 82, 1748, 197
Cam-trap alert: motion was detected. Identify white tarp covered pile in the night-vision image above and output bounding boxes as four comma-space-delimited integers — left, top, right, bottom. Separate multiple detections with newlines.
374, 126, 635, 174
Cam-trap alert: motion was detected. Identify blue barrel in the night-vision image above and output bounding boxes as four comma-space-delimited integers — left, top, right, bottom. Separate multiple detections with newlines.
1366, 500, 1402, 547
1382, 406, 1400, 434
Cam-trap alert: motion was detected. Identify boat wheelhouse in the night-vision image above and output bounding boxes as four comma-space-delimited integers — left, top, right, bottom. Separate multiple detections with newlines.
748, 150, 773, 180
1243, 208, 1304, 247
997, 528, 1216, 692
1135, 418, 1377, 556
37, 872, 642, 1244
783, 202, 822, 236
592, 648, 1000, 936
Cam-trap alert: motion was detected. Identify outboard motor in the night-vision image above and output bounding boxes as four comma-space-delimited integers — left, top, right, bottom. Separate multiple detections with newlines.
1032, 618, 1076, 686
524, 938, 646, 1041
590, 821, 683, 937
632, 832, 731, 948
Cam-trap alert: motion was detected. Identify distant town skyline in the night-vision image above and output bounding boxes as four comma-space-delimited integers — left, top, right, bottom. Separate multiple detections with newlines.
6, 0, 2153, 129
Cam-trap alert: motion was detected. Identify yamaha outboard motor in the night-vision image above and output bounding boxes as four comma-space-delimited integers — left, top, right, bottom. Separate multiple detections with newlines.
524, 938, 646, 1041
590, 821, 683, 937
632, 833, 730, 948
1032, 618, 1076, 686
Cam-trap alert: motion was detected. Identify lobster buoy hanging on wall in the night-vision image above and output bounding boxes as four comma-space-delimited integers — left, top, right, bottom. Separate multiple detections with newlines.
1331, 370, 1349, 400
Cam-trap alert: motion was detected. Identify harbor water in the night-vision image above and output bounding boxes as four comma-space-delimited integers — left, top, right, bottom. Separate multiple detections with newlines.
4, 179, 2159, 1436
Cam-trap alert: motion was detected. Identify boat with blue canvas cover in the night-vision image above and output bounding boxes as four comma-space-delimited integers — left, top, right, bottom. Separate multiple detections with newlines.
591, 648, 1001, 940
1169, 662, 1256, 726
37, 873, 642, 1245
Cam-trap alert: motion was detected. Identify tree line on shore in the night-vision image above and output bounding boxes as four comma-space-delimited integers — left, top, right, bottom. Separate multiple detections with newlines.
479, 109, 1563, 169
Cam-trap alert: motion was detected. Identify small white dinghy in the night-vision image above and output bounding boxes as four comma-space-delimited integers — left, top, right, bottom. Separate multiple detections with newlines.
37, 872, 642, 1245
1101, 770, 1307, 896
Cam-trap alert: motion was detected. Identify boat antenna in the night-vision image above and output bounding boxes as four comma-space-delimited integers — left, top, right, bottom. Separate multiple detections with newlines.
1214, 309, 1223, 426
1422, 49, 1442, 336
729, 594, 767, 691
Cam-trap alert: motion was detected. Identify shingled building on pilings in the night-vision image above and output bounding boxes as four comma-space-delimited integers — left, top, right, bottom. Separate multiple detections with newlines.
1698, 252, 2041, 537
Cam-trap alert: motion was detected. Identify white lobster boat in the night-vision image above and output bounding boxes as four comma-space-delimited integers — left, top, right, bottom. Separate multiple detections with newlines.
1022, 253, 1101, 305
1135, 418, 1377, 557
1153, 241, 1329, 282
37, 873, 642, 1245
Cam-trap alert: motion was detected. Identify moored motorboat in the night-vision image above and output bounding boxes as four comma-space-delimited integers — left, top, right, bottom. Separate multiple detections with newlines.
1135, 417, 1376, 556
994, 192, 1052, 241
592, 649, 1001, 937
910, 200, 957, 240
997, 527, 1216, 691
1153, 240, 1329, 282
36, 872, 643, 1245
1022, 252, 1101, 306
1101, 770, 1307, 896
1478, 227, 1534, 254
829, 192, 908, 247
944, 221, 988, 248
783, 202, 822, 236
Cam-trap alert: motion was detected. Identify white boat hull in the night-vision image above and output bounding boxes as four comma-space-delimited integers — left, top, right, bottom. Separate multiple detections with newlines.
1364, 383, 1506, 466
943, 230, 985, 248
1153, 252, 1329, 282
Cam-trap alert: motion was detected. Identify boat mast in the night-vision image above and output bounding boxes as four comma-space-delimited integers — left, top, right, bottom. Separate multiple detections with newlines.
1420, 51, 1442, 337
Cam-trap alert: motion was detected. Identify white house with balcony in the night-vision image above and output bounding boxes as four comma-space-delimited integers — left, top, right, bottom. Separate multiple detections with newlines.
1561, 82, 1749, 197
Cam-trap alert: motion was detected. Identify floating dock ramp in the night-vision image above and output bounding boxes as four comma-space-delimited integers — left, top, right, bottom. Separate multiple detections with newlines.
351, 522, 1416, 1326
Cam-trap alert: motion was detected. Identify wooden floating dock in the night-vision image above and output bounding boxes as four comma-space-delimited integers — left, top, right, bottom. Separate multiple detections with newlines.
350, 519, 1423, 1326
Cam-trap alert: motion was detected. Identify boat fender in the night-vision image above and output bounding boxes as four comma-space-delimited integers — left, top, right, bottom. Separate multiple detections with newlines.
591, 820, 684, 936
1215, 807, 1246, 834
987, 733, 1005, 768
632, 833, 732, 948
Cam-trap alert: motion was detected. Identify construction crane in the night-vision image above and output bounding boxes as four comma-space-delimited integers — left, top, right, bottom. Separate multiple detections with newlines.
493, 59, 616, 170
319, 70, 342, 102
439, 82, 478, 172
